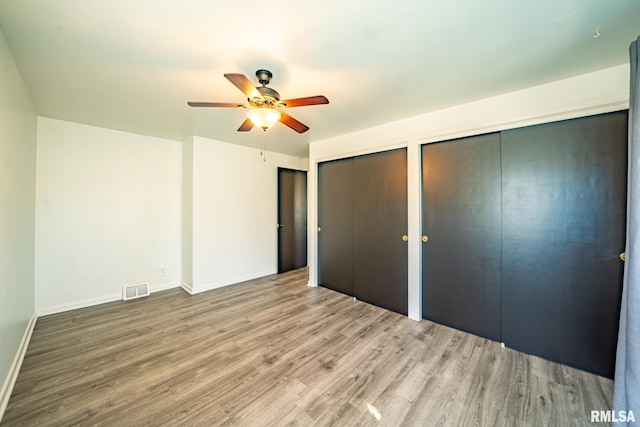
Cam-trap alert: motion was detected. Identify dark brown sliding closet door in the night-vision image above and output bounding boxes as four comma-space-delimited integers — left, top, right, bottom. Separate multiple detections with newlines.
421, 133, 503, 340
318, 158, 354, 295
501, 111, 627, 378
353, 149, 408, 315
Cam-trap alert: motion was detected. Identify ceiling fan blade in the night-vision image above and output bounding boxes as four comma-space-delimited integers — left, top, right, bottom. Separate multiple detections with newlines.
237, 118, 254, 132
279, 111, 310, 133
188, 101, 243, 108
224, 73, 263, 100
280, 95, 329, 108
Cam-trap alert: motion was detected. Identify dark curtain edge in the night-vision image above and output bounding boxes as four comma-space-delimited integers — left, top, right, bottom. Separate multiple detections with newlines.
613, 36, 640, 427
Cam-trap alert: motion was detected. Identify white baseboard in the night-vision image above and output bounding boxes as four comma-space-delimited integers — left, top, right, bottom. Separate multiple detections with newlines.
38, 281, 181, 316
180, 281, 193, 295
150, 281, 180, 294
191, 270, 276, 294
0, 311, 37, 422
37, 293, 121, 317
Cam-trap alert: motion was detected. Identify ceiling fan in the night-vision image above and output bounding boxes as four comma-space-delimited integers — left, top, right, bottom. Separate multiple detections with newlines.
187, 69, 329, 134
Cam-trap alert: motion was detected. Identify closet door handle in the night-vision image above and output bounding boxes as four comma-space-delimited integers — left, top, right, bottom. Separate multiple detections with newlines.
422, 235, 429, 243
620, 252, 626, 261
402, 235, 408, 241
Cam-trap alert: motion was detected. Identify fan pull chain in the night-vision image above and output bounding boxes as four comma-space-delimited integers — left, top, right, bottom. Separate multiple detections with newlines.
259, 132, 266, 162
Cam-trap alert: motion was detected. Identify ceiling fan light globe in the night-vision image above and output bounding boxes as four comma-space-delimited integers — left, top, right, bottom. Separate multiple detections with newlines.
247, 108, 281, 130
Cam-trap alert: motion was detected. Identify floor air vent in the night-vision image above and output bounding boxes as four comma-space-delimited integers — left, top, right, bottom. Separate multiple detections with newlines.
122, 282, 150, 301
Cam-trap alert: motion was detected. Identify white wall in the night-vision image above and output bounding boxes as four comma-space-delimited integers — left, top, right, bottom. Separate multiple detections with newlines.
0, 30, 37, 418
308, 64, 630, 320
189, 136, 306, 293
310, 65, 630, 161
35, 118, 182, 315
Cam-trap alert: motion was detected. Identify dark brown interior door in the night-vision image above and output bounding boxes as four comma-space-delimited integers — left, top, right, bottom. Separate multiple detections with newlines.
421, 133, 503, 340
277, 168, 307, 273
318, 158, 354, 295
353, 149, 408, 315
501, 111, 627, 378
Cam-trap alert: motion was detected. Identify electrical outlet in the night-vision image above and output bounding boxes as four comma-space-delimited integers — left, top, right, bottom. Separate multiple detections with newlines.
159, 267, 166, 277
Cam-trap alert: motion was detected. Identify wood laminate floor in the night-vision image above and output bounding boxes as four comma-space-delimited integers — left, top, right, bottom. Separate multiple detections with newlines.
3, 268, 613, 426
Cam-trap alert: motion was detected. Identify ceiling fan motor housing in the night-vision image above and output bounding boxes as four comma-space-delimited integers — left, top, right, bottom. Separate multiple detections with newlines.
256, 69, 273, 85
249, 70, 280, 107
256, 86, 280, 102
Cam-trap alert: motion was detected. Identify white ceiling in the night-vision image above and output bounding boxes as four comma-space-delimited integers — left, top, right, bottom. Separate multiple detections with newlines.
1, 1, 639, 157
